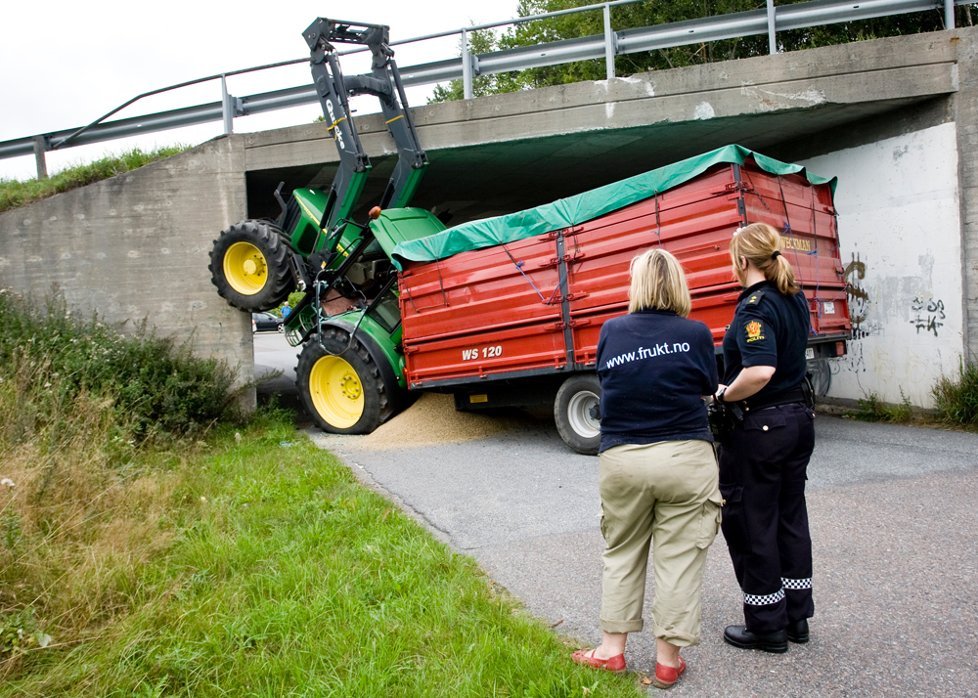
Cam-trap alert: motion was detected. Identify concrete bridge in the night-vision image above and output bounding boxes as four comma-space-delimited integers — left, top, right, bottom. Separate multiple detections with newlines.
1, 28, 975, 409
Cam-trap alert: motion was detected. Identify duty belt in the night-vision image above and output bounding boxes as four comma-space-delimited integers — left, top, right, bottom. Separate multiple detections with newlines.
742, 387, 809, 412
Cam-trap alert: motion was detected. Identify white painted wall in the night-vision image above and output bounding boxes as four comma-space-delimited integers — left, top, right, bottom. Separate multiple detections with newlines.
802, 124, 963, 407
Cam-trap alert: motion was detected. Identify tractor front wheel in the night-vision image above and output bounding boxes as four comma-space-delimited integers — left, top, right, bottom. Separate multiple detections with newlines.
554, 373, 602, 455
209, 220, 294, 312
296, 329, 396, 435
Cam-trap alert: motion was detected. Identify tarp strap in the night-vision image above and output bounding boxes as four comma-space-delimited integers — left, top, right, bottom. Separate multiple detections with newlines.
809, 185, 821, 335
502, 245, 560, 305
402, 265, 450, 312
653, 190, 662, 244
777, 176, 792, 239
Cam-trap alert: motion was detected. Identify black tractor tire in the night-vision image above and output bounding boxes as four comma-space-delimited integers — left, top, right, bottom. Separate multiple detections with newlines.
554, 373, 602, 455
295, 328, 397, 435
209, 219, 295, 312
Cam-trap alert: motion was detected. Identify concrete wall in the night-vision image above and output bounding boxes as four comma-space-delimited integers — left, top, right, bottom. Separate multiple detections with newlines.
953, 28, 978, 368
790, 29, 978, 407
803, 124, 963, 407
0, 136, 255, 404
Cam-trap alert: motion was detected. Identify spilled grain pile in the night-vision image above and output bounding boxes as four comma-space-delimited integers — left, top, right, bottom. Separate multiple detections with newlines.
354, 393, 533, 449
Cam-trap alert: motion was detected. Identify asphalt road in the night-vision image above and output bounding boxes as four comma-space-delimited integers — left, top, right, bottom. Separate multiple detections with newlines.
255, 333, 978, 696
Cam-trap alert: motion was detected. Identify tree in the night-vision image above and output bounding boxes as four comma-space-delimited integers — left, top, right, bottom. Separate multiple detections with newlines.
429, 0, 977, 102
429, 28, 508, 103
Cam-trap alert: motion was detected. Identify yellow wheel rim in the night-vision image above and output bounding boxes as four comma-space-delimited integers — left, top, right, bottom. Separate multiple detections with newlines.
309, 354, 364, 429
223, 241, 268, 295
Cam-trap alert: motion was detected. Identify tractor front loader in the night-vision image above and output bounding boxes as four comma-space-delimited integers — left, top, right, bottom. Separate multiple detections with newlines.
209, 18, 427, 313
208, 18, 439, 434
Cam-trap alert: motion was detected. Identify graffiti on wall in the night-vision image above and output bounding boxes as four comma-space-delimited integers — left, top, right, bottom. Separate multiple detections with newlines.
828, 252, 949, 386
844, 253, 871, 340
909, 296, 945, 337
833, 252, 873, 374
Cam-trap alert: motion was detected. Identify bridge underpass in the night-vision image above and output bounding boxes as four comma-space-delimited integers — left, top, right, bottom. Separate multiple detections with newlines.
242, 28, 959, 226
245, 97, 942, 225
0, 27, 974, 409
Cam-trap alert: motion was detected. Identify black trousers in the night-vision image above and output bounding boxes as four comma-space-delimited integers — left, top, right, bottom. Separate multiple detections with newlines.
718, 402, 815, 633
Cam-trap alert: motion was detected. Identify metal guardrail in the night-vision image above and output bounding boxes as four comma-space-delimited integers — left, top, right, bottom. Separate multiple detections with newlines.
0, 0, 968, 179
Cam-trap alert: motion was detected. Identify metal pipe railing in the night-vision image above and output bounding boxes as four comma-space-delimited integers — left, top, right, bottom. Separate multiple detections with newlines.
1, 0, 970, 179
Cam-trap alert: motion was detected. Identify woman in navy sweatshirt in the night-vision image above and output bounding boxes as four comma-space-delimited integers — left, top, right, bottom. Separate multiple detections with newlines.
572, 248, 721, 689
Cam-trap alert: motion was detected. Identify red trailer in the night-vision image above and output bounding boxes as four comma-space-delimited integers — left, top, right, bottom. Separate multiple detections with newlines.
392, 145, 850, 453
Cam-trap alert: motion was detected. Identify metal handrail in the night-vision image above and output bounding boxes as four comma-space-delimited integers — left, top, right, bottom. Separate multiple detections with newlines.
1, 0, 966, 179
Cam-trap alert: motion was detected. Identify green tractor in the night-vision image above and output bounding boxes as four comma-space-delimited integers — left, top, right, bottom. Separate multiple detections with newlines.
208, 18, 442, 434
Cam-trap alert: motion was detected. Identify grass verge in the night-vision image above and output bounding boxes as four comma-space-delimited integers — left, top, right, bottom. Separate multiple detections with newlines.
2, 413, 639, 697
0, 289, 637, 696
0, 146, 186, 214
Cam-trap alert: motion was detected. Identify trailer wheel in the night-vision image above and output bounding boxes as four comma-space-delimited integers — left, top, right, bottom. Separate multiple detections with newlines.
296, 329, 394, 434
554, 374, 602, 455
209, 220, 294, 312
806, 358, 831, 399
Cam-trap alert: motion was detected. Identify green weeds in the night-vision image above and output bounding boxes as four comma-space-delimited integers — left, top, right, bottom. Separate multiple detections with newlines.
0, 289, 239, 445
932, 359, 978, 428
853, 364, 978, 431
854, 389, 914, 423
0, 146, 186, 213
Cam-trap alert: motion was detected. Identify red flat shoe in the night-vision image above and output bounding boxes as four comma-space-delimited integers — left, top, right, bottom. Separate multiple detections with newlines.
651, 656, 687, 689
571, 647, 627, 673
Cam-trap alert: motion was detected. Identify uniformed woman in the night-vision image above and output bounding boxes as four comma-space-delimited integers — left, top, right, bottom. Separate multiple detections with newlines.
572, 248, 721, 689
714, 222, 815, 653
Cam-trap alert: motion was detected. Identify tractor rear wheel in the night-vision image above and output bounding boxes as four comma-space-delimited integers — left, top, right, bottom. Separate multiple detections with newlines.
296, 329, 396, 435
209, 220, 294, 312
554, 373, 602, 455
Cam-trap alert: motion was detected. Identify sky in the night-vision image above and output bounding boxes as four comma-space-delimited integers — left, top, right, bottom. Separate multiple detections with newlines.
0, 0, 520, 181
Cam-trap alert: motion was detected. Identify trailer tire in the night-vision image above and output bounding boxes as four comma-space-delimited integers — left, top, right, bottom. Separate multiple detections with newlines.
554, 374, 602, 455
806, 358, 831, 399
209, 220, 295, 312
296, 329, 395, 435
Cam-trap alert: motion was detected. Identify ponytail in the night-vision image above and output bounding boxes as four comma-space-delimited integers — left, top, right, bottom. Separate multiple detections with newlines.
730, 223, 799, 294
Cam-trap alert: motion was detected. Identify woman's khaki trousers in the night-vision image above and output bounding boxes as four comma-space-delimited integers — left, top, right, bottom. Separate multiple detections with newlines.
598, 439, 722, 646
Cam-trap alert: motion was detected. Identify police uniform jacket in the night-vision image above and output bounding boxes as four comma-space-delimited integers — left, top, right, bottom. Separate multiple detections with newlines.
721, 280, 810, 405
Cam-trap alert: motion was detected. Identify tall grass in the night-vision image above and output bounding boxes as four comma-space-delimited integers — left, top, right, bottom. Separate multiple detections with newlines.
0, 290, 238, 445
0, 146, 186, 213
8, 420, 637, 696
0, 288, 239, 679
0, 290, 639, 695
932, 359, 978, 427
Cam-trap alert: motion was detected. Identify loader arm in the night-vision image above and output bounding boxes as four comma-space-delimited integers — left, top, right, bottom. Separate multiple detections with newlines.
303, 18, 429, 247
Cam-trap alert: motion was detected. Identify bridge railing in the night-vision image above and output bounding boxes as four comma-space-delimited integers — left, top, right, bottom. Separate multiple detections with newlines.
0, 0, 968, 179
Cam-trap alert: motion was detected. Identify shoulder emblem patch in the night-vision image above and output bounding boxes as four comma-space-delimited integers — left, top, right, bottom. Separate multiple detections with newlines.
745, 320, 765, 343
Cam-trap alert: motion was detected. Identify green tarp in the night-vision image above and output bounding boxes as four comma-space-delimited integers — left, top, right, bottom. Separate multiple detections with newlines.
391, 144, 836, 268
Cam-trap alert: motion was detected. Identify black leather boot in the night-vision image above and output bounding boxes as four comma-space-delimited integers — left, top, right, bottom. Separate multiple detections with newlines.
723, 625, 789, 653
787, 618, 810, 643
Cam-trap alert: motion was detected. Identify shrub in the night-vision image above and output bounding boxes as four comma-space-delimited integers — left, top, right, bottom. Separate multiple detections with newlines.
0, 288, 239, 446
932, 359, 978, 427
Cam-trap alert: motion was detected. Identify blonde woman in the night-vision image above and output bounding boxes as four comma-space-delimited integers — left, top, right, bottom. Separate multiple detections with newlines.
572, 248, 721, 689
714, 222, 815, 653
